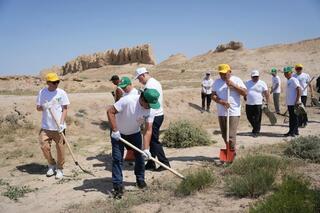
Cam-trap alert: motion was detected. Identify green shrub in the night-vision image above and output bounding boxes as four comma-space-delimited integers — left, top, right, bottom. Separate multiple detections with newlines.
250, 176, 320, 213
284, 136, 320, 163
225, 155, 282, 198
163, 120, 213, 148
175, 168, 215, 196
2, 185, 35, 201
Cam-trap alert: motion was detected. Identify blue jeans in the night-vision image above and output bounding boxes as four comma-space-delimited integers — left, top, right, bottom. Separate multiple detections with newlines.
111, 132, 145, 187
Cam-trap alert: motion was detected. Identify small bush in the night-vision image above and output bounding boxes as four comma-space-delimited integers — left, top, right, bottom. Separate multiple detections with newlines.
225, 155, 282, 198
250, 176, 320, 213
284, 136, 320, 163
2, 185, 35, 201
175, 168, 215, 196
163, 120, 213, 148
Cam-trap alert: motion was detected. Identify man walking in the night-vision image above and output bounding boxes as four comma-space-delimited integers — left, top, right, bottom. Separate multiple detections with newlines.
201, 71, 214, 112
293, 64, 313, 127
107, 88, 160, 199
245, 70, 269, 137
283, 66, 301, 137
134, 67, 171, 171
36, 72, 70, 179
270, 68, 281, 114
212, 64, 247, 151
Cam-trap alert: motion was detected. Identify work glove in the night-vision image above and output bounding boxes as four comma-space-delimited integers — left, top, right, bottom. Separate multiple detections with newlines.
111, 131, 121, 141
142, 149, 151, 160
42, 102, 52, 110
58, 124, 65, 133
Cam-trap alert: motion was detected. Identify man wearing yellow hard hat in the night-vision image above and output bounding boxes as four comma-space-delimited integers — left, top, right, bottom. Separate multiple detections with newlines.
293, 63, 313, 127
36, 72, 70, 179
211, 64, 247, 153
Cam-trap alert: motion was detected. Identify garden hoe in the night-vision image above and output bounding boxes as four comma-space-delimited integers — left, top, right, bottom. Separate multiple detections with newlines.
219, 87, 235, 163
119, 137, 185, 180
47, 106, 95, 176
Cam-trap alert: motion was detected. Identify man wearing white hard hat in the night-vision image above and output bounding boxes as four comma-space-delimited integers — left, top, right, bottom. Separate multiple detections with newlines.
134, 67, 171, 171
244, 70, 269, 137
36, 72, 70, 179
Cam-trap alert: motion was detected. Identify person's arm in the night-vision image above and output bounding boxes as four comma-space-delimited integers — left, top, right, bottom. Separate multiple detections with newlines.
270, 83, 279, 94
263, 90, 270, 105
107, 106, 118, 131
60, 105, 68, 124
143, 122, 153, 149
226, 79, 247, 96
211, 91, 230, 108
295, 86, 301, 105
36, 105, 43, 111
115, 88, 123, 102
309, 82, 314, 97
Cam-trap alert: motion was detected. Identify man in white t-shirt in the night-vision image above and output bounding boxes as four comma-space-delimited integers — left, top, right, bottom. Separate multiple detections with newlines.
211, 64, 247, 151
117, 76, 139, 161
107, 88, 159, 199
270, 68, 281, 114
283, 66, 301, 137
293, 64, 313, 127
244, 70, 269, 137
110, 75, 124, 101
201, 71, 214, 112
134, 67, 170, 171
36, 72, 70, 180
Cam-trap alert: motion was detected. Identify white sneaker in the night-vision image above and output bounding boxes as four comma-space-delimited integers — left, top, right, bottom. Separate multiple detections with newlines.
46, 164, 56, 177
55, 169, 63, 179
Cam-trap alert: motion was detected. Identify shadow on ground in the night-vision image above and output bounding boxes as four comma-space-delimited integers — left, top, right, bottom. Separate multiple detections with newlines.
237, 131, 284, 138
91, 120, 111, 131
188, 102, 203, 112
74, 177, 135, 195
16, 163, 47, 175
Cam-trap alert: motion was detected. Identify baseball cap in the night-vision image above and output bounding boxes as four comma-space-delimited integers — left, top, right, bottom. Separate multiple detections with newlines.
46, 72, 60, 82
270, 68, 277, 73
142, 88, 160, 109
251, 70, 260, 77
110, 75, 119, 81
134, 67, 148, 79
283, 66, 293, 73
218, 64, 231, 73
118, 76, 131, 88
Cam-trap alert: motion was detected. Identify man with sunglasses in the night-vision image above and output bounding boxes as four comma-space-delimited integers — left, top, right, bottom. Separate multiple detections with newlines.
244, 70, 269, 137
134, 67, 171, 172
293, 64, 313, 127
107, 88, 159, 199
36, 72, 70, 179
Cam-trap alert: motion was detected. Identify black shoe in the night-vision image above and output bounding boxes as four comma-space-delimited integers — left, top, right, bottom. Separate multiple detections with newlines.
145, 162, 156, 171
284, 132, 295, 137
137, 180, 147, 189
252, 133, 259, 138
112, 185, 124, 199
295, 132, 299, 136
155, 164, 170, 172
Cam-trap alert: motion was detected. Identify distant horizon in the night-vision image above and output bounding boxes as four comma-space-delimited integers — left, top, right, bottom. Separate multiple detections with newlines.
1, 0, 319, 76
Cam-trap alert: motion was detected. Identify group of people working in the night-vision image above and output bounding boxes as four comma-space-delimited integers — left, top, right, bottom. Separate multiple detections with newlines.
35, 63, 315, 199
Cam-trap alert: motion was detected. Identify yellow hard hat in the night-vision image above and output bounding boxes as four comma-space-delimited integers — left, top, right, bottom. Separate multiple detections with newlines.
295, 64, 303, 69
46, 72, 60, 82
218, 64, 231, 73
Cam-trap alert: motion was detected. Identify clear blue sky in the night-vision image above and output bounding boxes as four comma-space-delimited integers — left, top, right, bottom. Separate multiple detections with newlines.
0, 0, 319, 76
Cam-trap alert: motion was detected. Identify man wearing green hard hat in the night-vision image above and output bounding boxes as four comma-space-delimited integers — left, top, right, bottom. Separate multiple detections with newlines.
270, 68, 281, 114
106, 88, 160, 199
283, 66, 301, 137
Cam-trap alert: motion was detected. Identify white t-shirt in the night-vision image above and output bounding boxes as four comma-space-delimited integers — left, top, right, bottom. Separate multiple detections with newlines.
36, 88, 70, 131
144, 77, 163, 116
114, 94, 155, 135
272, 75, 281, 93
123, 88, 139, 96
245, 79, 268, 105
212, 76, 246, 116
293, 73, 310, 96
286, 77, 301, 106
201, 78, 214, 94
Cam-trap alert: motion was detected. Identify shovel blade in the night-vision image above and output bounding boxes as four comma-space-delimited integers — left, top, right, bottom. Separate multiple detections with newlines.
226, 149, 235, 162
219, 149, 228, 162
124, 150, 135, 161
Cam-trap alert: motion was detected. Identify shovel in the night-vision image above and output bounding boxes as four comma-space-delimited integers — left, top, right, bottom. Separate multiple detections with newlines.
47, 106, 95, 176
119, 137, 185, 180
219, 87, 235, 163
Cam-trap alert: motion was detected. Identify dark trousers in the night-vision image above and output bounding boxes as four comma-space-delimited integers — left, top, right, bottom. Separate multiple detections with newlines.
201, 93, 212, 110
298, 96, 308, 127
246, 105, 262, 134
146, 115, 170, 168
111, 132, 145, 187
288, 105, 299, 134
